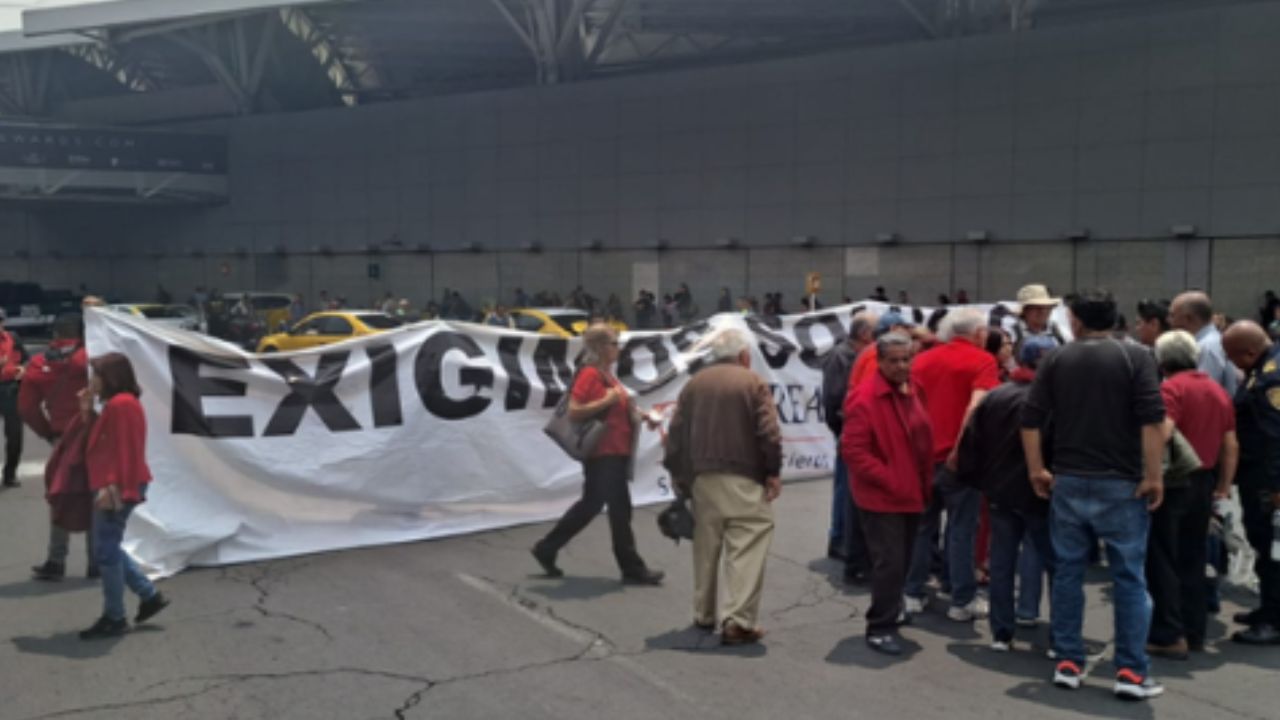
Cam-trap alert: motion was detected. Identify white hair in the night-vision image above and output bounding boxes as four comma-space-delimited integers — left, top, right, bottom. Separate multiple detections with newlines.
696, 328, 751, 363
876, 331, 912, 359
939, 307, 987, 342
1155, 330, 1199, 372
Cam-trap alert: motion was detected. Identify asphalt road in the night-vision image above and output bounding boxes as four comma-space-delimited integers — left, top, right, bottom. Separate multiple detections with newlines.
0, 427, 1275, 720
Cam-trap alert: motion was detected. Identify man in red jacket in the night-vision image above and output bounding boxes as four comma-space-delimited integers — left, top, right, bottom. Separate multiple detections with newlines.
19, 314, 95, 580
842, 332, 934, 656
0, 308, 28, 487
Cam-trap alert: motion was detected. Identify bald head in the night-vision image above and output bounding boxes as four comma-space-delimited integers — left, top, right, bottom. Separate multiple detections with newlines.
1223, 320, 1271, 371
1170, 291, 1212, 333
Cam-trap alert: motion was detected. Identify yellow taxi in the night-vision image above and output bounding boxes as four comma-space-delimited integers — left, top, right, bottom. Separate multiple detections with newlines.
256, 311, 403, 352
508, 308, 627, 338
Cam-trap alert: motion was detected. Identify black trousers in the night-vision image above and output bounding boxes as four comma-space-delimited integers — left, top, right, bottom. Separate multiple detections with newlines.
539, 455, 646, 576
0, 382, 21, 481
1239, 469, 1280, 626
860, 508, 919, 634
1146, 469, 1214, 645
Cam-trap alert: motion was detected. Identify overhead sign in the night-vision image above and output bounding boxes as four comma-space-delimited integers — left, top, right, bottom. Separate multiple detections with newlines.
0, 121, 226, 174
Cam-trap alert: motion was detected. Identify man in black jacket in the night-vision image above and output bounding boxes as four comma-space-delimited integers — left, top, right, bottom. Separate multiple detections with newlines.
958, 335, 1057, 652
822, 312, 876, 580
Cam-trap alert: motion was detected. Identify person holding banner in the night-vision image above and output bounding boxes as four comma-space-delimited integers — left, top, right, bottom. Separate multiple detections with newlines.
79, 353, 170, 640
532, 325, 665, 586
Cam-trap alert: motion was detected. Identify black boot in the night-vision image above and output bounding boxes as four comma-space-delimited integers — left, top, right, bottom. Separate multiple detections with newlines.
136, 592, 170, 624
31, 561, 65, 581
79, 616, 128, 640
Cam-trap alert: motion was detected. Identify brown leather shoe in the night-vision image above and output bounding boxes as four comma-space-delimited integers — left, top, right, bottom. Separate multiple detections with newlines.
721, 621, 766, 646
1146, 639, 1189, 660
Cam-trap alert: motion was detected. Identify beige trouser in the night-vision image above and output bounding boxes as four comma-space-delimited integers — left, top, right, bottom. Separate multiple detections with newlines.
692, 472, 775, 630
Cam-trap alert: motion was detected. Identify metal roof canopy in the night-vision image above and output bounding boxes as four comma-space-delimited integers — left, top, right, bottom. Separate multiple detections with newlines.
22, 0, 337, 37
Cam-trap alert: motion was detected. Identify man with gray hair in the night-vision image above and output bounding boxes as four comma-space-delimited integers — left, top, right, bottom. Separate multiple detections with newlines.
905, 307, 1000, 622
1147, 330, 1238, 658
1170, 291, 1238, 396
664, 327, 783, 646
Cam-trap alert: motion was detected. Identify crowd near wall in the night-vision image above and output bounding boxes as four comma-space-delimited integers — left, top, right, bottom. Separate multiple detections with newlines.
1, 3, 1280, 319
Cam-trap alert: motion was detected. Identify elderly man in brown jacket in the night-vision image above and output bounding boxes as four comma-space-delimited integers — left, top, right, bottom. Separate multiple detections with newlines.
664, 328, 783, 645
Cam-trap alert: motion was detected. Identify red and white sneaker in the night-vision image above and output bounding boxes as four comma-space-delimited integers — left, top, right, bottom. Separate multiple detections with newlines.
1052, 660, 1086, 690
1114, 669, 1163, 700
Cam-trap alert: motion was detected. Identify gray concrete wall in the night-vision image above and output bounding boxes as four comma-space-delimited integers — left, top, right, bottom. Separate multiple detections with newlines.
5, 2, 1280, 320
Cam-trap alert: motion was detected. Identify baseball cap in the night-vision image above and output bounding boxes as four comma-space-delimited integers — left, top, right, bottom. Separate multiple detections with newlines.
875, 312, 909, 335
1019, 335, 1057, 368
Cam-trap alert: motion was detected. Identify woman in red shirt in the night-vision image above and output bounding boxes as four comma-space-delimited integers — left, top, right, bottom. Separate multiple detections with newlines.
532, 325, 664, 585
79, 353, 170, 640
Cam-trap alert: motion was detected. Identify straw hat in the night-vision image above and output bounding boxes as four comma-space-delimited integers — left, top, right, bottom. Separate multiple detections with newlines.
1016, 284, 1059, 310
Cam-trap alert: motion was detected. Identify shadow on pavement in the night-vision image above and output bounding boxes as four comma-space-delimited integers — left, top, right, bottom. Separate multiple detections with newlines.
522, 576, 623, 602
11, 631, 127, 660
946, 641, 1049, 680
644, 626, 768, 657
0, 578, 92, 599
1005, 680, 1155, 720
902, 604, 982, 641
824, 634, 922, 668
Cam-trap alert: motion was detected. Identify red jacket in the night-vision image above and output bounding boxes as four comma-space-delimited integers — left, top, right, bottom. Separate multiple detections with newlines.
0, 329, 23, 382
18, 340, 88, 440
841, 370, 934, 514
86, 393, 153, 503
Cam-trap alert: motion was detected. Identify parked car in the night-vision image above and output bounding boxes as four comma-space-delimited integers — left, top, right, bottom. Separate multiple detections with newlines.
257, 310, 403, 353
508, 308, 628, 338
109, 303, 202, 332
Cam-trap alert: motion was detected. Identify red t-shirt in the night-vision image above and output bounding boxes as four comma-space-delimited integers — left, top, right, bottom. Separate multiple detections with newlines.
911, 337, 1000, 462
86, 393, 153, 503
1161, 370, 1235, 470
572, 366, 633, 458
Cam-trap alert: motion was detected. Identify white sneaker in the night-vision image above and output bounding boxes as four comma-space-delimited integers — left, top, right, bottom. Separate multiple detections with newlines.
947, 599, 988, 622
990, 639, 1011, 652
1114, 671, 1163, 700
904, 595, 925, 614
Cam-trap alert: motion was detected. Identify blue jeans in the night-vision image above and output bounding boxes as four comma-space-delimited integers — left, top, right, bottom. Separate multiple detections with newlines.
989, 505, 1055, 642
906, 465, 981, 607
830, 456, 849, 543
1050, 475, 1152, 675
1016, 540, 1045, 621
93, 491, 157, 622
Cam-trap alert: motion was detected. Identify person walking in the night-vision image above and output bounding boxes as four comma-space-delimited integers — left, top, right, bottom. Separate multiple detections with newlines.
1222, 321, 1280, 645
904, 307, 1000, 622
822, 312, 876, 581
841, 332, 933, 655
1021, 289, 1167, 700
664, 328, 782, 645
957, 336, 1058, 652
532, 325, 664, 586
19, 314, 96, 581
79, 353, 170, 639
1146, 330, 1238, 658
0, 308, 27, 487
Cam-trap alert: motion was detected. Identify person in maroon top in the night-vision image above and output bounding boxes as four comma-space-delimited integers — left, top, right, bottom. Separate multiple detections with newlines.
19, 314, 96, 581
904, 308, 1001, 622
79, 353, 170, 640
532, 325, 664, 585
842, 332, 934, 655
0, 308, 28, 486
1146, 330, 1238, 658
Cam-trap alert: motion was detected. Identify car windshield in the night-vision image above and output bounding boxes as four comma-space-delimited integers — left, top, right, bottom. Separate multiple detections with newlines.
357, 314, 403, 330
139, 306, 195, 319
545, 311, 589, 334
226, 295, 291, 309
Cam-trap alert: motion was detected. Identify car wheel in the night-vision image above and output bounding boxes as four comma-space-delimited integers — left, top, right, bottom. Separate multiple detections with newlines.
260, 346, 277, 353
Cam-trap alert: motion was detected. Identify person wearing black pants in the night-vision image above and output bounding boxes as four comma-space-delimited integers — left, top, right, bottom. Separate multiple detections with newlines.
1146, 469, 1215, 654
860, 511, 919, 636
0, 311, 27, 487
532, 324, 663, 586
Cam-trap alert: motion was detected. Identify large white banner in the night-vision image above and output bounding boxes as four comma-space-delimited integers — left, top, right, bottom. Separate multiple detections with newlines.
86, 301, 1052, 576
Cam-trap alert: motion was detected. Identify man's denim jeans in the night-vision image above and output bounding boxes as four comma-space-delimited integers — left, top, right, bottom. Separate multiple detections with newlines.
1016, 540, 1044, 621
93, 495, 157, 622
906, 465, 981, 607
989, 506, 1054, 642
1050, 475, 1152, 675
